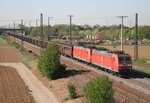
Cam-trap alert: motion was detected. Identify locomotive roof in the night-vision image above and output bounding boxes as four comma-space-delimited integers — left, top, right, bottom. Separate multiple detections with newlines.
94, 49, 113, 56
74, 46, 89, 49
94, 49, 128, 56
59, 44, 129, 56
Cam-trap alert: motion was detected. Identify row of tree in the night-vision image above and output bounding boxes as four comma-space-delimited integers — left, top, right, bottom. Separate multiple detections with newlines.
23, 24, 150, 40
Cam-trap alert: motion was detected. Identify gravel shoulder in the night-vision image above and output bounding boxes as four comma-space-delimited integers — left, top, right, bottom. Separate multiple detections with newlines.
0, 63, 59, 103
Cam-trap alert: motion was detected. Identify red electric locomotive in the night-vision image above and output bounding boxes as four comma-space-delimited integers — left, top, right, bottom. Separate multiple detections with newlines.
91, 49, 132, 74
73, 46, 91, 63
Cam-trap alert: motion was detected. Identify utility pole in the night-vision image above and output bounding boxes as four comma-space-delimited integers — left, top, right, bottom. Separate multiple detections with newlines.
48, 17, 53, 41
40, 13, 44, 51
36, 19, 38, 27
29, 20, 31, 27
14, 22, 15, 32
134, 13, 138, 60
21, 19, 24, 45
21, 19, 24, 36
117, 16, 128, 51
68, 15, 73, 45
14, 22, 16, 41
24, 22, 26, 27
9, 23, 10, 29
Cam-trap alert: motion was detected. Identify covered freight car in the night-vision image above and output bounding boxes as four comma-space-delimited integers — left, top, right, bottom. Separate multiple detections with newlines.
58, 44, 73, 57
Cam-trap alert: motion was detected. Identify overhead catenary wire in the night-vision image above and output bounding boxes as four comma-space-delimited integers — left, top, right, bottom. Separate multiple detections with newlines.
0, 15, 148, 27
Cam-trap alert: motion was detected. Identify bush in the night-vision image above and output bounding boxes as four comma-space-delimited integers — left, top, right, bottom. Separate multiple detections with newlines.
67, 82, 76, 99
84, 75, 113, 103
38, 43, 66, 79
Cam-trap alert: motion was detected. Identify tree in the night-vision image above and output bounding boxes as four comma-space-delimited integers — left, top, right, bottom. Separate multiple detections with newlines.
84, 75, 113, 103
139, 26, 150, 39
30, 27, 40, 37
38, 43, 66, 79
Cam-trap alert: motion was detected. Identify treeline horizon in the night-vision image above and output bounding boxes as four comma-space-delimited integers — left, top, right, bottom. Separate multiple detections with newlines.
1, 24, 150, 40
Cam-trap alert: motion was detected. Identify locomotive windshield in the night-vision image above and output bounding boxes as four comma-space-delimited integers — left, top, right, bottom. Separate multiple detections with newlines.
118, 57, 131, 62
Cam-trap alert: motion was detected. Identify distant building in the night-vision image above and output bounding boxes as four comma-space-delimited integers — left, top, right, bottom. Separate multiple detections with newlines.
87, 34, 102, 40
62, 35, 81, 40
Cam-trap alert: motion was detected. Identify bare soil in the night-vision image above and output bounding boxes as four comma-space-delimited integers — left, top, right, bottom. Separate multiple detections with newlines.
0, 46, 22, 62
0, 65, 35, 103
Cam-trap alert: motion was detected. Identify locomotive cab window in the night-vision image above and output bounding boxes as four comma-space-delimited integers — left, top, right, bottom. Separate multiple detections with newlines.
118, 57, 131, 62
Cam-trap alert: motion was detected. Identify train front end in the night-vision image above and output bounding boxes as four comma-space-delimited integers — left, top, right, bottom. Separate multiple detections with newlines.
117, 55, 132, 74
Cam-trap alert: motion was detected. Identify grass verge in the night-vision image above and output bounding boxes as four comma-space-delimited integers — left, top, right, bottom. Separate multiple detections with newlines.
0, 35, 8, 45
133, 65, 150, 74
6, 38, 38, 68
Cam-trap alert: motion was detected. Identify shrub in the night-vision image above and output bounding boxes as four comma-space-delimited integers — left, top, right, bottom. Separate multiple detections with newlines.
84, 75, 113, 103
38, 43, 66, 79
67, 82, 76, 99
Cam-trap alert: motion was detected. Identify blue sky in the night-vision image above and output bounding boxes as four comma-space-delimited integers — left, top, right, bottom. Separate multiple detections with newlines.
0, 0, 150, 26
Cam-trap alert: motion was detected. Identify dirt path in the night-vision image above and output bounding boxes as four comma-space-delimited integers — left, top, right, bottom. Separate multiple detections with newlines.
0, 63, 59, 103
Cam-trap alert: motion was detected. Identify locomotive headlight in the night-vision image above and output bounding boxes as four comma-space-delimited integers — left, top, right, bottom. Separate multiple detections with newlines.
119, 64, 123, 66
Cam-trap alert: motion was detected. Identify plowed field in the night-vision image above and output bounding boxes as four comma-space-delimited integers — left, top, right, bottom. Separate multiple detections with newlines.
101, 45, 150, 59
0, 46, 22, 62
0, 65, 35, 103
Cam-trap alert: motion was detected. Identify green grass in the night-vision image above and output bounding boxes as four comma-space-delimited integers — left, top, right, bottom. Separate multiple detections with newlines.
133, 65, 150, 74
137, 58, 147, 63
136, 58, 150, 64
22, 49, 38, 69
23, 56, 37, 69
6, 38, 38, 69
0, 36, 8, 45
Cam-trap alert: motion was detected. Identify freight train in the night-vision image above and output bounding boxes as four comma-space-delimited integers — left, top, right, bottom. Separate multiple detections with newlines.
7, 33, 132, 75
58, 44, 132, 75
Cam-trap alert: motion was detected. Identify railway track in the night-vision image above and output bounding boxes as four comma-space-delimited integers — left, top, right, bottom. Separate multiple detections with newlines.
7, 35, 150, 103
61, 56, 150, 92
61, 56, 150, 103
